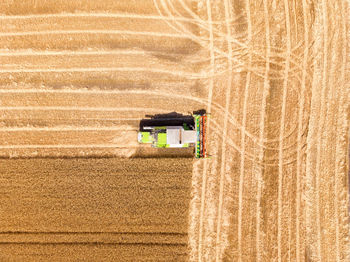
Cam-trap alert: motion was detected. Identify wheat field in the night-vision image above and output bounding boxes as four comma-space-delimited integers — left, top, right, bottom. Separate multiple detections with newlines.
0, 0, 349, 261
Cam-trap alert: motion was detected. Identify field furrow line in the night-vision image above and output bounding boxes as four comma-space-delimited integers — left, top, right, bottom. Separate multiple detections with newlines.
0, 67, 197, 78
0, 50, 183, 57
0, 11, 234, 25
0, 29, 190, 39
278, 1, 291, 261
0, 12, 205, 23
296, 1, 309, 261
0, 144, 139, 149
0, 106, 167, 112
0, 127, 137, 131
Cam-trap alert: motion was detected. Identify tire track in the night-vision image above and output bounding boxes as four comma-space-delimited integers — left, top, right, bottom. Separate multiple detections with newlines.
158, 0, 310, 85
296, 1, 309, 261
166, 0, 249, 42
333, 2, 348, 260
255, 0, 270, 260
152, 0, 245, 69
277, 1, 291, 261
197, 0, 215, 260
237, 0, 252, 260
313, 1, 329, 259
215, 0, 233, 260
321, 2, 339, 259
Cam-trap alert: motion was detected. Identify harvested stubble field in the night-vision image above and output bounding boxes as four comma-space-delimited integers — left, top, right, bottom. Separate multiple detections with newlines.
0, 0, 349, 261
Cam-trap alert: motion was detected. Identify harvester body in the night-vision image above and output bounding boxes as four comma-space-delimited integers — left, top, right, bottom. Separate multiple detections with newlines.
138, 110, 208, 158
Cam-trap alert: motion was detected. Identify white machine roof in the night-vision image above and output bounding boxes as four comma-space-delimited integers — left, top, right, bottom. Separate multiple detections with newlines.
181, 130, 197, 143
166, 128, 181, 145
166, 126, 197, 145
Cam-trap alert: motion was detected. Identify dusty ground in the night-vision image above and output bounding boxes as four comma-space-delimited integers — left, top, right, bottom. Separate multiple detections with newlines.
0, 0, 349, 261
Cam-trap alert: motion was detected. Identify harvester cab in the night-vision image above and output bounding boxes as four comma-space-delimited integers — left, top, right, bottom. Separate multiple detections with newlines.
138, 110, 209, 158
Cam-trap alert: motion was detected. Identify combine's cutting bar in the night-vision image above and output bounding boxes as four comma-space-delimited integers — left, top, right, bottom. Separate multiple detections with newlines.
194, 114, 208, 158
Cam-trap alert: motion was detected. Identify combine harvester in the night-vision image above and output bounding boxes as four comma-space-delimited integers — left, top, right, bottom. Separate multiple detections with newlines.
138, 110, 209, 158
